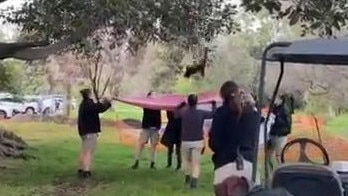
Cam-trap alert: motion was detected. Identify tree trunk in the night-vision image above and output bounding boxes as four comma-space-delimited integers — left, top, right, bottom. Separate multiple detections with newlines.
64, 83, 72, 118
0, 128, 31, 159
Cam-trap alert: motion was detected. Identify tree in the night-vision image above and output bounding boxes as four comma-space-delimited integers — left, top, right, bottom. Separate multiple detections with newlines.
0, 59, 24, 94
241, 0, 348, 37
2, 0, 239, 54
46, 53, 84, 116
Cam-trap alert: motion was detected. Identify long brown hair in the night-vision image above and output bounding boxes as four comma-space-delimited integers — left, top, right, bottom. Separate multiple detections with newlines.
220, 81, 242, 120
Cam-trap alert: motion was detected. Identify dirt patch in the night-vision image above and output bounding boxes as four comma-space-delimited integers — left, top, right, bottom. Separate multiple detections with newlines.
285, 114, 348, 161
53, 181, 90, 196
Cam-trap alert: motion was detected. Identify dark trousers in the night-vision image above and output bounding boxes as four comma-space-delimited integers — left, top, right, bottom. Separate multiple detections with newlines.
166, 143, 181, 168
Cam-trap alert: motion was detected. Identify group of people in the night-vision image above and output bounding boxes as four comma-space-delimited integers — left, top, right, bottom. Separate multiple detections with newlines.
76, 81, 294, 195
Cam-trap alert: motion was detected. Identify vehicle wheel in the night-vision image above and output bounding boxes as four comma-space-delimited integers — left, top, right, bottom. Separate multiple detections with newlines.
0, 110, 7, 119
25, 107, 35, 115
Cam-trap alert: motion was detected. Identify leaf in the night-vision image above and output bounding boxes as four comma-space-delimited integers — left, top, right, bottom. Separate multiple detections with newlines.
310, 21, 322, 30
289, 10, 301, 26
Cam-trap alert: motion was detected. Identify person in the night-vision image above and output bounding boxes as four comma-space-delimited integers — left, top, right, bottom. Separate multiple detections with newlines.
175, 94, 216, 189
131, 91, 162, 169
266, 93, 294, 165
208, 81, 260, 195
160, 110, 182, 171
77, 88, 112, 178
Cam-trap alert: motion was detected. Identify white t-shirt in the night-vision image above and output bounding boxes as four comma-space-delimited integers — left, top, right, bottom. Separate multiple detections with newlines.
259, 113, 275, 146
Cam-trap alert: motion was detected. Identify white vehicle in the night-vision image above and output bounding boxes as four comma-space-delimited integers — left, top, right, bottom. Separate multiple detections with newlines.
22, 98, 39, 114
0, 104, 15, 119
0, 96, 39, 114
0, 97, 26, 114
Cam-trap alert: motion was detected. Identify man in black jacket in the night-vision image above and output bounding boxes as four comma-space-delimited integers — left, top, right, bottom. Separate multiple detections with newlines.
77, 88, 112, 178
267, 94, 293, 166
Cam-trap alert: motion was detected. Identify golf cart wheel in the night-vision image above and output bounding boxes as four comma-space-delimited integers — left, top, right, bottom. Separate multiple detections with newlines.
281, 138, 330, 166
0, 110, 7, 119
25, 107, 35, 115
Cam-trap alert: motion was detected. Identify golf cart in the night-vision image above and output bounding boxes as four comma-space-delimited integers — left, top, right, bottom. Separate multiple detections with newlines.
253, 38, 348, 196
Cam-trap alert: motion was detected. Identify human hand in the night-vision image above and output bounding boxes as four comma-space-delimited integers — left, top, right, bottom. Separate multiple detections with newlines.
178, 101, 186, 109
101, 96, 113, 103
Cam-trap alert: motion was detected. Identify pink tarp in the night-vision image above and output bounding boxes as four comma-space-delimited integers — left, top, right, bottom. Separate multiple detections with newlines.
115, 92, 221, 111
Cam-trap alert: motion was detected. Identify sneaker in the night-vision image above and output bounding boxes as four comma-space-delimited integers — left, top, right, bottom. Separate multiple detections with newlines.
82, 171, 92, 178
131, 160, 139, 169
190, 178, 198, 189
150, 162, 156, 169
185, 175, 191, 186
77, 169, 84, 177
175, 165, 181, 171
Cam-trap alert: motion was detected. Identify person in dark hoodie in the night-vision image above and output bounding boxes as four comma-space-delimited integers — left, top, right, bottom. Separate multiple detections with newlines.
209, 81, 260, 195
160, 110, 183, 171
131, 91, 162, 170
77, 88, 112, 178
266, 93, 294, 166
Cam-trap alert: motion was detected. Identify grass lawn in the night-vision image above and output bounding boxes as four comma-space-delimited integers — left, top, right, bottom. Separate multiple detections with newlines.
324, 114, 348, 139
0, 121, 213, 196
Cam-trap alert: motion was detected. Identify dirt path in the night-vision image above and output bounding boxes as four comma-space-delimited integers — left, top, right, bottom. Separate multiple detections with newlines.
288, 114, 348, 161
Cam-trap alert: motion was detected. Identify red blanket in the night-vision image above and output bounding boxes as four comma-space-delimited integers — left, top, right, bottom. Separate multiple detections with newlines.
115, 92, 221, 111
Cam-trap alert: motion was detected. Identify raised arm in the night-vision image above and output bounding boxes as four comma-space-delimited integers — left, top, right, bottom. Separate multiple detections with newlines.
174, 101, 186, 118
86, 99, 112, 113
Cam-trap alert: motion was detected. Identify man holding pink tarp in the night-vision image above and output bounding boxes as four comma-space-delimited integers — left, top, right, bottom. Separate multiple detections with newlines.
131, 91, 162, 170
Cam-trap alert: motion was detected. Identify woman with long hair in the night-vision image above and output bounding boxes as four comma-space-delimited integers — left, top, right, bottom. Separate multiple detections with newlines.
209, 81, 260, 195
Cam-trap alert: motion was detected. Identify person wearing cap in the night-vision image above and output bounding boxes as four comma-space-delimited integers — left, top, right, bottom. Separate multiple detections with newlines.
175, 94, 216, 189
77, 88, 112, 178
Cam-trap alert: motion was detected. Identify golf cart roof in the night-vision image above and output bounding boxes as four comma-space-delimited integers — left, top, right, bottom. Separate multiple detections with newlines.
267, 38, 348, 65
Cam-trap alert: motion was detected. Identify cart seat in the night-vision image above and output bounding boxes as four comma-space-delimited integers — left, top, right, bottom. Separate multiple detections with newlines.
272, 163, 344, 196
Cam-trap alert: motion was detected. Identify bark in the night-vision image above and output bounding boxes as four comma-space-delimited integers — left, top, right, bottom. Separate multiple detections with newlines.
0, 39, 72, 61
0, 127, 31, 159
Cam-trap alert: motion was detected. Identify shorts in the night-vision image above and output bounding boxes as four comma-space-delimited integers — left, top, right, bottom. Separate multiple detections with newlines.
268, 136, 287, 156
81, 133, 98, 152
139, 128, 160, 145
181, 140, 204, 162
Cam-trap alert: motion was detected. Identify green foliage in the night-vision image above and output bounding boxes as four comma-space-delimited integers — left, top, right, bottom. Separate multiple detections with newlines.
0, 60, 24, 94
3, 0, 239, 54
241, 0, 348, 37
21, 62, 46, 94
172, 77, 199, 94
151, 44, 185, 93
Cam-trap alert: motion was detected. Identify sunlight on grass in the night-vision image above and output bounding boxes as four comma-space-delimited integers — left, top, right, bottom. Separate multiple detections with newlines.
0, 121, 213, 196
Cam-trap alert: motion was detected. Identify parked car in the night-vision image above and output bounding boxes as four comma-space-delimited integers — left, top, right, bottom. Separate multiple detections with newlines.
0, 96, 39, 114
0, 104, 15, 119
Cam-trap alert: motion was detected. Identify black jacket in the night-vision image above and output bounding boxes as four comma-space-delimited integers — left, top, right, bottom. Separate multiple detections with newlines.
142, 108, 161, 129
270, 104, 292, 137
77, 98, 111, 136
209, 104, 260, 170
161, 111, 181, 147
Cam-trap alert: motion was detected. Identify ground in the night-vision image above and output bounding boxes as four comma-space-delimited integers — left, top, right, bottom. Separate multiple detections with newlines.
1, 104, 348, 196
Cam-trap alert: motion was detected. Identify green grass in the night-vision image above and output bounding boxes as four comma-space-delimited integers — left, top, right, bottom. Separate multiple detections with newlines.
325, 114, 348, 139
0, 121, 213, 196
